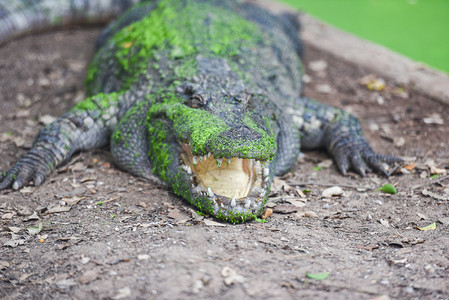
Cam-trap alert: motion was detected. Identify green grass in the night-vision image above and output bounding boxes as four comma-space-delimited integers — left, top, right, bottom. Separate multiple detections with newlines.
279, 0, 449, 74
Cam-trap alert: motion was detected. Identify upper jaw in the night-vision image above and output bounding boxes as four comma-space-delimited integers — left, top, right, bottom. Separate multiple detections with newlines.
180, 143, 271, 219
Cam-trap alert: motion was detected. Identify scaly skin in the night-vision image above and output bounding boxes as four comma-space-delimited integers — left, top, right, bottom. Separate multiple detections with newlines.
0, 0, 139, 44
0, 0, 401, 223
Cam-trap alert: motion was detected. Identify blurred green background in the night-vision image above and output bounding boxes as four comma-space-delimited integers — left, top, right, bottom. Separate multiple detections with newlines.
278, 0, 449, 74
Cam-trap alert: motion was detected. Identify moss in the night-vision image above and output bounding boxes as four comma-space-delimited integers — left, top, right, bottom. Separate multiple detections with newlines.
147, 118, 171, 181
82, 1, 275, 223
87, 0, 262, 91
149, 101, 230, 155
73, 92, 120, 113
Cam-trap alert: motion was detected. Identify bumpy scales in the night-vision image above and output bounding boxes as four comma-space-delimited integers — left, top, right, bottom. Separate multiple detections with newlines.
0, 0, 401, 223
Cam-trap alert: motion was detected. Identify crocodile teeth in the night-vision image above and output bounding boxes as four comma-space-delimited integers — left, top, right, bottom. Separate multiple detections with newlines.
182, 165, 192, 175
192, 156, 198, 165
216, 158, 223, 168
230, 198, 236, 207
207, 152, 212, 157
207, 187, 214, 198
263, 167, 270, 178
244, 199, 251, 209
192, 186, 202, 194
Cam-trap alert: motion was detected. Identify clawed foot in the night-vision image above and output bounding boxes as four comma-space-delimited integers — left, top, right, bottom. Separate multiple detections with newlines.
332, 136, 402, 177
0, 149, 55, 190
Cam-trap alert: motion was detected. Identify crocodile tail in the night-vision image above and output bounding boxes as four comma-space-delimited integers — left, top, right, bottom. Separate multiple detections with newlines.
0, 0, 140, 44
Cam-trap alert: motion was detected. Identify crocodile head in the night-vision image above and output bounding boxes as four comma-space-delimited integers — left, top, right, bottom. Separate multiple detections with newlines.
147, 83, 277, 223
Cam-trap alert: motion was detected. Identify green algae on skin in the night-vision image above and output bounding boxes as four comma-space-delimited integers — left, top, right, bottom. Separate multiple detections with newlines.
86, 0, 263, 91
149, 101, 230, 155
146, 118, 171, 181
145, 95, 273, 223
72, 92, 120, 112
83, 1, 274, 223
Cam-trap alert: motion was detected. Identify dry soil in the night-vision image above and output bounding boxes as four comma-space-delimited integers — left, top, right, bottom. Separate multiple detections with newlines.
0, 26, 448, 299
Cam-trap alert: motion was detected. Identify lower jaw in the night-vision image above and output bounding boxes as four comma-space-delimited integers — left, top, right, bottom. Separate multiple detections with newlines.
188, 185, 270, 223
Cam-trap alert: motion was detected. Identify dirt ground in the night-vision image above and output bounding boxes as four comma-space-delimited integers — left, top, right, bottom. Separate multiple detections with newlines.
0, 25, 448, 299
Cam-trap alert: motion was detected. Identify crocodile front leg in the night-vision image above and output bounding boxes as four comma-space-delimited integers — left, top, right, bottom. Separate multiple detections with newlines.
110, 101, 162, 184
0, 92, 123, 190
292, 97, 402, 176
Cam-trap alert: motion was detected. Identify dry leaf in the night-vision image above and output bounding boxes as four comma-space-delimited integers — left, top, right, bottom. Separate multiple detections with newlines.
138, 202, 147, 208
430, 166, 447, 175
273, 204, 299, 214
203, 219, 226, 227
0, 261, 10, 270
322, 186, 344, 198
221, 267, 244, 286
70, 162, 87, 172
8, 226, 22, 233
38, 114, 56, 125
272, 178, 293, 193
356, 245, 379, 251
422, 189, 448, 201
137, 254, 150, 260
2, 212, 15, 220
423, 113, 443, 125
23, 211, 39, 221
46, 205, 71, 214
16, 109, 30, 118
404, 162, 416, 171
304, 211, 318, 218
261, 208, 273, 219
296, 188, 307, 198
79, 269, 99, 284
317, 159, 333, 168
315, 84, 332, 94
379, 219, 390, 228
417, 222, 436, 231
287, 199, 306, 207
4, 238, 26, 247
308, 60, 328, 72
416, 213, 427, 220
63, 196, 85, 206
394, 137, 405, 148
19, 186, 34, 194
359, 74, 385, 91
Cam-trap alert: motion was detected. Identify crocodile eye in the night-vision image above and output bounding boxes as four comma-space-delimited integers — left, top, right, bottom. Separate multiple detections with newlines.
185, 94, 206, 108
232, 93, 251, 106
243, 93, 252, 105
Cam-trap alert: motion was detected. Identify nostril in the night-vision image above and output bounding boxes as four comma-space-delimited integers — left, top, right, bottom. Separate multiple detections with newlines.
228, 125, 260, 139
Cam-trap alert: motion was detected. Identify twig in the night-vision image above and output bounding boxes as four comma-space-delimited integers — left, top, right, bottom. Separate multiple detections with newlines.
437, 174, 449, 183
288, 181, 374, 190
103, 195, 121, 203
412, 174, 449, 190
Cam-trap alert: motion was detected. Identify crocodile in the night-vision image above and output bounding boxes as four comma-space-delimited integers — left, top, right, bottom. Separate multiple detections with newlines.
0, 0, 401, 223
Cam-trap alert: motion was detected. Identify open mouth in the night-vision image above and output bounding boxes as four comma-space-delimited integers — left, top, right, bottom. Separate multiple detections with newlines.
180, 143, 270, 213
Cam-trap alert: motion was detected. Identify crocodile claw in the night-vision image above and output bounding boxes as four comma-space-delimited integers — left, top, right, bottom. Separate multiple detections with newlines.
332, 136, 402, 177
0, 148, 55, 190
